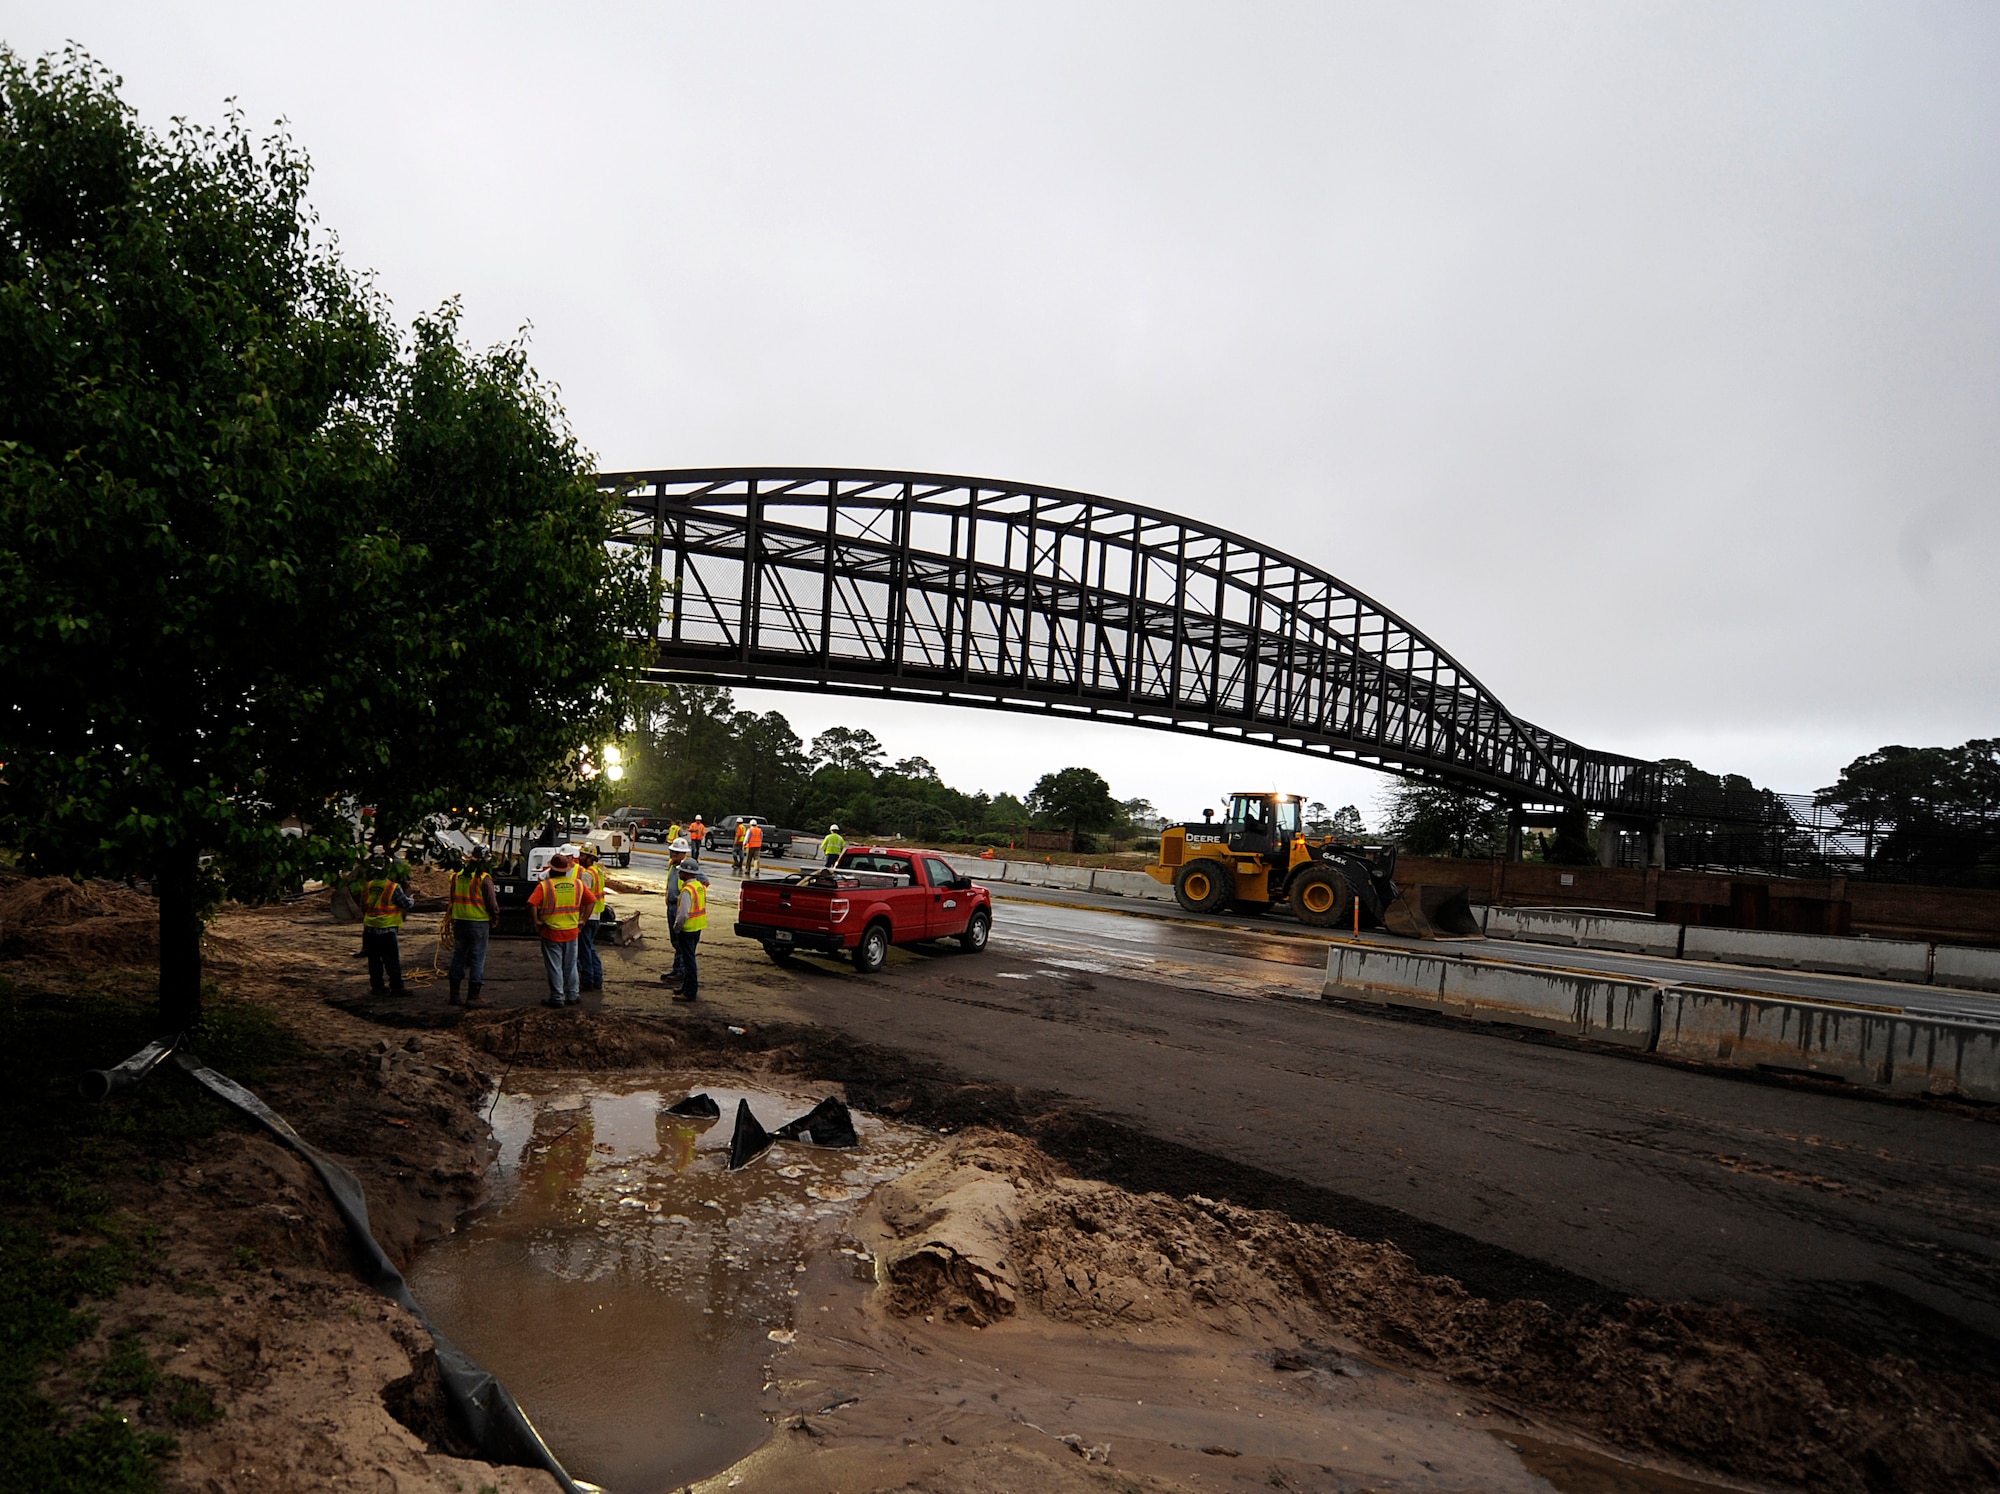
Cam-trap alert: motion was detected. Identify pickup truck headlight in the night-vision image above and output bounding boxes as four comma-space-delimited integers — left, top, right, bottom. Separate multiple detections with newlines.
829, 898, 849, 924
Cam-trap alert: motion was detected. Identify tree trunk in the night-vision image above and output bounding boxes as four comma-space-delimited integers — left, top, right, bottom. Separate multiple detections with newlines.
157, 849, 204, 1032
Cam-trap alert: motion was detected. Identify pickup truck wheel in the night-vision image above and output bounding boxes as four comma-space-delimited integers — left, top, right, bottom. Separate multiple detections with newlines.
959, 910, 991, 953
853, 921, 890, 974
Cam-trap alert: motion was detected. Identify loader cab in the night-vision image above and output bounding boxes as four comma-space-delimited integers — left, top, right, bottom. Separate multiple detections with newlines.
1226, 793, 1300, 864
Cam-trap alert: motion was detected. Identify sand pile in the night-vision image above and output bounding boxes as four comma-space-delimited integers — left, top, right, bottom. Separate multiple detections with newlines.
0, 874, 161, 964
878, 1133, 1055, 1324
880, 1131, 2000, 1494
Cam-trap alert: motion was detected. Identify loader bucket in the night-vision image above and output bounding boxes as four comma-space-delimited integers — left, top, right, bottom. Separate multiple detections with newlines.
1381, 884, 1482, 939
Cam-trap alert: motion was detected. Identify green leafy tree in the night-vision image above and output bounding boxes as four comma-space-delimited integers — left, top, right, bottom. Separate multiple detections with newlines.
811, 725, 886, 774
0, 50, 647, 1027
1027, 767, 1118, 839
354, 306, 651, 832
984, 793, 1030, 835
623, 685, 740, 821
1381, 782, 1505, 858
1817, 739, 2000, 881
730, 709, 809, 820
1114, 796, 1159, 832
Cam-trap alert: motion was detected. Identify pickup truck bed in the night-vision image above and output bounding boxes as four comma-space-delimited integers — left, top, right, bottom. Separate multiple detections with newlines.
734, 848, 992, 972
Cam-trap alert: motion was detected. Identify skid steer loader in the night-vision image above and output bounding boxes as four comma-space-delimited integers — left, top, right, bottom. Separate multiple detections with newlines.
1142, 792, 1481, 937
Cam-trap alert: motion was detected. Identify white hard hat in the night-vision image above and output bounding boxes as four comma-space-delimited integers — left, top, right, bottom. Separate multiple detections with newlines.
828, 823, 839, 832
668, 837, 692, 853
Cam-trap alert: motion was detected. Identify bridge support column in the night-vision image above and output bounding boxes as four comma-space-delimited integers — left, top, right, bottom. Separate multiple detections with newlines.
1647, 819, 1667, 869
1597, 817, 1620, 868
1505, 807, 1526, 862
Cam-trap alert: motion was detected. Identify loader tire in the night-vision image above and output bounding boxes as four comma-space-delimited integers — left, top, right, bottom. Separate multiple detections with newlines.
1289, 864, 1350, 927
1173, 860, 1231, 915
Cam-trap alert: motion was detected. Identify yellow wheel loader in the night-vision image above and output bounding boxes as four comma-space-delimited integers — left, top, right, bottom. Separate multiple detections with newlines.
1143, 792, 1480, 937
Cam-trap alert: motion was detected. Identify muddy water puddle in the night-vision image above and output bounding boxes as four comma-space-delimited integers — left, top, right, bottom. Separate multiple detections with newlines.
406, 1077, 933, 1493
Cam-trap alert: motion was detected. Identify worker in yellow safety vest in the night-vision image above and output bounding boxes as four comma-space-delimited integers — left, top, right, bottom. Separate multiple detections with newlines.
575, 844, 608, 994
529, 853, 598, 1007
447, 845, 501, 1006
820, 824, 845, 867
360, 856, 414, 997
665, 838, 709, 1002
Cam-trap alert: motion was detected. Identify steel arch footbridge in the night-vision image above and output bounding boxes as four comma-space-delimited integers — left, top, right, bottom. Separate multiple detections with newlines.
598, 466, 1658, 812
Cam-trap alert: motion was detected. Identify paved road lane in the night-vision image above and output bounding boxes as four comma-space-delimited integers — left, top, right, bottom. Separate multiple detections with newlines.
956, 875, 2000, 1024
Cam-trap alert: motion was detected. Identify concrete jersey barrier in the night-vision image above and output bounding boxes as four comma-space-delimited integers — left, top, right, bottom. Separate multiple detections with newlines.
1933, 945, 2000, 995
1482, 903, 1988, 990
1657, 987, 2000, 1099
1483, 906, 1682, 958
951, 858, 1174, 902
1322, 944, 1659, 1049
1680, 926, 1931, 982
1324, 943, 1998, 1102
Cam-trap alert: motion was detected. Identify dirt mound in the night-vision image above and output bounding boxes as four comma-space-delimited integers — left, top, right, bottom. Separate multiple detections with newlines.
0, 874, 160, 964
877, 1132, 1062, 1325
458, 1008, 679, 1070
883, 1134, 2000, 1494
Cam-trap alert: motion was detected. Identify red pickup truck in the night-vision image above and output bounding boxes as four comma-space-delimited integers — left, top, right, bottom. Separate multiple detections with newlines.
734, 848, 993, 972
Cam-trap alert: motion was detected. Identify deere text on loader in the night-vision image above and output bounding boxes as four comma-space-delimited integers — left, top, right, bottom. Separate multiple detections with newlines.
1143, 792, 1481, 937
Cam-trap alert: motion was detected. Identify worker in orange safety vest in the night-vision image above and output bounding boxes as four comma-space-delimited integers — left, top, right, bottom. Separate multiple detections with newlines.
529, 853, 597, 1007
360, 856, 414, 997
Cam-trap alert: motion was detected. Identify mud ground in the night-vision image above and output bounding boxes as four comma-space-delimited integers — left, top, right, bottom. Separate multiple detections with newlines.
4, 876, 1998, 1493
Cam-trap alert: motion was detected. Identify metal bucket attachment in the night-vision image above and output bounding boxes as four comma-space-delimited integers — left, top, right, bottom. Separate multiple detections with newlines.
1382, 884, 1482, 939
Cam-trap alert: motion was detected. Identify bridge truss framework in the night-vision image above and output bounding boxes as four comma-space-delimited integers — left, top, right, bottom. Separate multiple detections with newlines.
599, 466, 1671, 813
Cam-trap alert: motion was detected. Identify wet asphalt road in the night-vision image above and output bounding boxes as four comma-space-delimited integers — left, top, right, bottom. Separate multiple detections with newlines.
626, 845, 2000, 1023
972, 878, 2000, 1024
666, 869, 2000, 1370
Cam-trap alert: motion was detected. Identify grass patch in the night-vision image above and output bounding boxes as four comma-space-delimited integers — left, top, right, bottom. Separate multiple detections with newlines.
0, 973, 306, 1494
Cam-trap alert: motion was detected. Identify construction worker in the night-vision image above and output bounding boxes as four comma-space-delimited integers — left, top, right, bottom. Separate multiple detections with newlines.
668, 818, 683, 848
687, 814, 707, 866
820, 824, 845, 866
659, 836, 709, 986
731, 818, 749, 873
361, 855, 414, 997
529, 852, 596, 1007
664, 838, 708, 1002
575, 844, 608, 993
743, 818, 765, 879
448, 846, 500, 1006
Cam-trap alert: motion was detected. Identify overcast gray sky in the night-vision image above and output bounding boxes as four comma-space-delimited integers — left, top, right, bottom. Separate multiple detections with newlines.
10, 2, 1996, 823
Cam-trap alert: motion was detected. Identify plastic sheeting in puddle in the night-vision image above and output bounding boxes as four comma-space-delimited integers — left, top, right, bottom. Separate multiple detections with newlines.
406, 1079, 931, 1494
